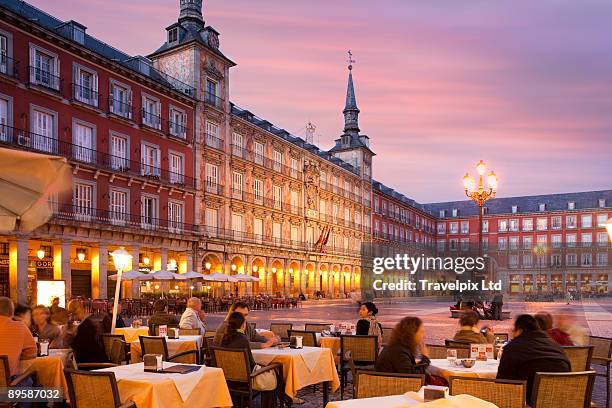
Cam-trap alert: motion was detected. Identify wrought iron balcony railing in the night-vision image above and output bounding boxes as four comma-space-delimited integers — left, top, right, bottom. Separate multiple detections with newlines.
71, 83, 99, 107
108, 97, 133, 120
141, 109, 162, 130
204, 132, 223, 150
204, 93, 224, 109
0, 54, 19, 79
168, 120, 187, 140
28, 66, 62, 92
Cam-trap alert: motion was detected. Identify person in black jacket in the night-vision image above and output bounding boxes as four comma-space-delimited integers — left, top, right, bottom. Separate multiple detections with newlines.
375, 316, 430, 374
497, 314, 570, 404
220, 311, 256, 370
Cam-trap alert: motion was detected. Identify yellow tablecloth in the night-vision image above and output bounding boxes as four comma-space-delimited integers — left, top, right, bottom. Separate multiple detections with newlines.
326, 393, 497, 408
19, 356, 68, 396
252, 346, 340, 398
98, 363, 232, 408
115, 326, 150, 343
427, 359, 499, 381
131, 336, 202, 364
319, 337, 341, 364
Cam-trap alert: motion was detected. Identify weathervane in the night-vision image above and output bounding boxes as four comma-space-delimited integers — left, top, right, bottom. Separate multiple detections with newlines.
347, 50, 356, 71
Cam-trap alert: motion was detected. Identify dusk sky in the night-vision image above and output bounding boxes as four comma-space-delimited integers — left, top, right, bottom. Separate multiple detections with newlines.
30, 0, 612, 203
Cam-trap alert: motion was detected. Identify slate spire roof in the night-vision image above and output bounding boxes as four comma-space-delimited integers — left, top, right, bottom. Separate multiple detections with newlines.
343, 66, 361, 135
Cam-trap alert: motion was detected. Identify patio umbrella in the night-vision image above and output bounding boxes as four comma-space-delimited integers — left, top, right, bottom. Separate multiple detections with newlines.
0, 147, 72, 232
233, 273, 260, 282
182, 271, 206, 279
108, 270, 146, 280
202, 272, 239, 282
138, 270, 187, 298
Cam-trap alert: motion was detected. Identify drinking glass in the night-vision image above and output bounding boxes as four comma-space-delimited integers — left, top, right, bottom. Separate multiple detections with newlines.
447, 349, 457, 364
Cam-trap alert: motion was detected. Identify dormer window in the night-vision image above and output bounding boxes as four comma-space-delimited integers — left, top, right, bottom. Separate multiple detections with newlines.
599, 199, 606, 208
568, 202, 575, 210
168, 27, 179, 44
342, 135, 350, 145
539, 203, 546, 212
511, 205, 518, 214
439, 210, 446, 218
73, 25, 85, 44
483, 207, 489, 215
452, 209, 458, 217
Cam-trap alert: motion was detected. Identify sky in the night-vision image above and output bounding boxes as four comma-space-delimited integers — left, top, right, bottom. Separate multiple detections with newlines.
29, 0, 612, 203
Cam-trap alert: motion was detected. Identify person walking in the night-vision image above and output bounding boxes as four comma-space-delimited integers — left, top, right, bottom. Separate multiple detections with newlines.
492, 291, 504, 321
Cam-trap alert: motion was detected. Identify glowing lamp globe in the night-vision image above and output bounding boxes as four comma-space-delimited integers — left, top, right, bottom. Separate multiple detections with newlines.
110, 247, 131, 272
606, 217, 612, 241
476, 160, 486, 176
37, 248, 45, 260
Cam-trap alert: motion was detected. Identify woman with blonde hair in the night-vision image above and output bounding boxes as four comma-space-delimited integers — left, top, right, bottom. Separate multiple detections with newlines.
31, 305, 61, 348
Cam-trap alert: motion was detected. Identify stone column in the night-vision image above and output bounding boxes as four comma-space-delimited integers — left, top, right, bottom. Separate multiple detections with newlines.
532, 272, 537, 293
54, 241, 71, 299
129, 246, 141, 299
91, 244, 108, 299
9, 238, 28, 303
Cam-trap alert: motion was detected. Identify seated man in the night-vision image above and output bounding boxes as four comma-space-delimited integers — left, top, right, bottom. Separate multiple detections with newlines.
179, 297, 206, 335
214, 302, 279, 349
497, 314, 570, 404
453, 310, 495, 344
0, 297, 37, 382
148, 299, 180, 335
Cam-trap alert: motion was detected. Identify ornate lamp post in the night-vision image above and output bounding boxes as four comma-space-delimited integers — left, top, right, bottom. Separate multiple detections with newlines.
533, 243, 547, 294
463, 160, 498, 257
110, 247, 132, 333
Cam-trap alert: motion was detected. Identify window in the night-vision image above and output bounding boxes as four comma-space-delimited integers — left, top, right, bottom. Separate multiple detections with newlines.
140, 143, 160, 177
537, 235, 547, 245
291, 190, 299, 212
320, 171, 327, 187
110, 133, 128, 170
566, 215, 577, 228
597, 253, 608, 266
523, 236, 533, 250
232, 172, 243, 199
551, 216, 562, 230
596, 213, 608, 227
566, 253, 577, 266
581, 233, 592, 247
452, 209, 458, 217
498, 219, 508, 232
72, 121, 94, 163
169, 107, 186, 138
566, 233, 577, 247
168, 201, 183, 232
169, 152, 184, 184
482, 220, 489, 233
142, 95, 161, 129
509, 219, 519, 232
522, 218, 533, 231
273, 185, 282, 210
582, 253, 592, 266
254, 141, 264, 165
254, 218, 263, 240
460, 221, 469, 234
437, 224, 446, 234
437, 240, 445, 251
168, 27, 179, 44
509, 255, 518, 268
449, 222, 458, 234
73, 181, 94, 219
205, 78, 219, 106
536, 217, 547, 231
31, 107, 57, 153
74, 65, 98, 106
204, 163, 219, 194
509, 236, 519, 250
498, 237, 507, 250
272, 222, 281, 240
110, 82, 131, 119
568, 202, 575, 210
205, 121, 221, 148
355, 212, 361, 226
291, 226, 299, 243
344, 207, 350, 222
511, 205, 518, 213
460, 238, 469, 251
273, 150, 282, 172
290, 157, 299, 178
254, 179, 263, 204
597, 232, 609, 246
552, 235, 562, 248
439, 210, 446, 218
449, 239, 458, 251
581, 214, 592, 228
0, 33, 10, 75
539, 203, 546, 212
320, 199, 326, 215
109, 188, 128, 225
551, 254, 561, 267
205, 208, 218, 235
0, 95, 10, 142
231, 132, 244, 157
232, 213, 243, 233
333, 203, 339, 221
599, 199, 606, 208
30, 45, 60, 90
523, 254, 533, 267
141, 195, 158, 228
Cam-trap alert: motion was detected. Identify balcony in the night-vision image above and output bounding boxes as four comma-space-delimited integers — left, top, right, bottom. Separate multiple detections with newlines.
141, 109, 162, 130
168, 121, 188, 140
231, 143, 246, 159
108, 98, 133, 120
0, 125, 196, 189
204, 181, 223, 195
71, 83, 99, 108
28, 66, 62, 93
0, 55, 19, 80
204, 132, 223, 150
204, 92, 224, 109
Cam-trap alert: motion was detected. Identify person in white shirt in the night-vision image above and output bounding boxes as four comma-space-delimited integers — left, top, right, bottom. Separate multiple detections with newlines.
179, 297, 206, 335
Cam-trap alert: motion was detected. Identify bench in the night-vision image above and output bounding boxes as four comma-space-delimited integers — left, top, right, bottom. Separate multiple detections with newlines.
450, 309, 512, 320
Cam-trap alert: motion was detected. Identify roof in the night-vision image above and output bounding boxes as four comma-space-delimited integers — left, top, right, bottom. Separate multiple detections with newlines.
372, 180, 428, 212
424, 190, 612, 218
1, 0, 196, 98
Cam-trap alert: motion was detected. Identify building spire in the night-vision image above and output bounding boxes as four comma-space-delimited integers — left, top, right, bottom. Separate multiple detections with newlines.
343, 50, 360, 135
179, 0, 203, 22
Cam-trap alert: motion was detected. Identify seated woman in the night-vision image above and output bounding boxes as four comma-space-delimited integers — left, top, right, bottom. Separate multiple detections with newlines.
453, 310, 495, 344
356, 302, 383, 345
31, 305, 61, 348
376, 316, 430, 374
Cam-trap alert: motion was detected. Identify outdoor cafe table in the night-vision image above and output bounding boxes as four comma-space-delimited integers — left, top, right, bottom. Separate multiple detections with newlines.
19, 354, 68, 397
115, 326, 150, 343
427, 358, 499, 381
97, 362, 232, 408
325, 392, 497, 408
252, 346, 340, 404
317, 335, 341, 364
130, 335, 203, 363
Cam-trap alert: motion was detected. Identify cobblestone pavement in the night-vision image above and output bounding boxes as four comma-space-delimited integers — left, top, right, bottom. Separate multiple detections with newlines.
206, 298, 612, 407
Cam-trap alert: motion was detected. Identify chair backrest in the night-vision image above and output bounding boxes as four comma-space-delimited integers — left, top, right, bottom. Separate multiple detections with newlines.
209, 346, 251, 383
139, 336, 169, 360
108, 338, 127, 365
445, 339, 471, 349
341, 335, 378, 364
449, 376, 526, 408
427, 345, 448, 359
532, 371, 596, 408
304, 323, 331, 332
562, 346, 594, 371
102, 334, 125, 361
64, 368, 122, 408
0, 355, 9, 388
588, 335, 612, 365
355, 370, 424, 399
247, 322, 256, 330
270, 323, 293, 340
381, 327, 393, 346
288, 330, 318, 347
149, 323, 179, 336
494, 333, 510, 343
179, 328, 201, 336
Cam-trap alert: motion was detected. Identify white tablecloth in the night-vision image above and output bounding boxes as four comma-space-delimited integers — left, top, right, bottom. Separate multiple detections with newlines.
427, 359, 499, 381
130, 335, 203, 363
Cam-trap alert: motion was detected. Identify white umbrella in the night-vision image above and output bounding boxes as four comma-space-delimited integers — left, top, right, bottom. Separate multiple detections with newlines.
233, 273, 259, 282
182, 271, 206, 279
108, 270, 146, 280
203, 272, 239, 282
138, 270, 187, 298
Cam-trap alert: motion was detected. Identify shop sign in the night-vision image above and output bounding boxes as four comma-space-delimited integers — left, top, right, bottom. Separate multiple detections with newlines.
36, 260, 54, 268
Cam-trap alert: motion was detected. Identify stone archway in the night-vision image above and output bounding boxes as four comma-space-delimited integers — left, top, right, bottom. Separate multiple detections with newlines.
288, 260, 300, 296
271, 259, 284, 297
251, 257, 266, 294
303, 262, 315, 296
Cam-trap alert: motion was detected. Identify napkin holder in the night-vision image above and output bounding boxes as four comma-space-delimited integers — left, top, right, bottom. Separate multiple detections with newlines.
168, 328, 180, 339
143, 354, 164, 372
423, 385, 448, 401
289, 336, 303, 349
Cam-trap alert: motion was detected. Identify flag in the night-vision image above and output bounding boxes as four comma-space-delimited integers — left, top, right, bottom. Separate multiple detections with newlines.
314, 225, 326, 248
320, 225, 331, 252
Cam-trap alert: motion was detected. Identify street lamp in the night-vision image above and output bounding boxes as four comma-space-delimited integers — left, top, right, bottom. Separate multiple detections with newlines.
605, 217, 612, 241
533, 243, 547, 294
110, 247, 132, 333
463, 160, 498, 257
37, 248, 45, 260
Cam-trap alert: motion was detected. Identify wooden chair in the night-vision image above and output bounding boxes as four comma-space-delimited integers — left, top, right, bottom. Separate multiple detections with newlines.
64, 368, 135, 408
102, 334, 130, 364
138, 336, 199, 364
179, 328, 202, 335
381, 327, 394, 346
427, 345, 448, 359
445, 339, 471, 349
305, 323, 332, 332
247, 322, 256, 331
340, 335, 379, 399
562, 345, 594, 372
288, 330, 318, 347
449, 376, 526, 408
493, 333, 510, 343
355, 370, 424, 399
269, 322, 293, 341
210, 346, 282, 408
1, 355, 37, 389
589, 335, 612, 408
531, 371, 596, 408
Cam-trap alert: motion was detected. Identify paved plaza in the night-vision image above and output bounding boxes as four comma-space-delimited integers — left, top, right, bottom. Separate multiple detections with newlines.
206, 298, 612, 407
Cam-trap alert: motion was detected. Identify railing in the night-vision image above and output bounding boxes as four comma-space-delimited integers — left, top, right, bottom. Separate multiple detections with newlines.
141, 109, 162, 130
71, 83, 98, 107
204, 181, 223, 195
108, 97, 133, 120
0, 55, 19, 79
231, 143, 246, 159
28, 66, 62, 92
204, 132, 223, 150
204, 93, 224, 109
168, 121, 187, 140
0, 125, 196, 188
